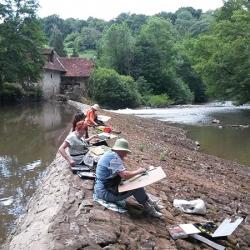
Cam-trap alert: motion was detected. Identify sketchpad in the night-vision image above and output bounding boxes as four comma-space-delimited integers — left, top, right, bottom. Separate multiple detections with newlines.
118, 166, 166, 192
97, 115, 111, 123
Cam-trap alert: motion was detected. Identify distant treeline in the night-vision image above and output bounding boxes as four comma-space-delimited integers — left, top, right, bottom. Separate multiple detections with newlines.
0, 0, 249, 107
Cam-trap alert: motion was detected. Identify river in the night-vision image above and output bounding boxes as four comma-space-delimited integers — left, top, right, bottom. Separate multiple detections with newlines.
114, 102, 250, 166
0, 103, 74, 245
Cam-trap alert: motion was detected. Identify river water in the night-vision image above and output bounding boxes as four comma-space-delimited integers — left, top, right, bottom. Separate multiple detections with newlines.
114, 102, 250, 166
0, 103, 74, 245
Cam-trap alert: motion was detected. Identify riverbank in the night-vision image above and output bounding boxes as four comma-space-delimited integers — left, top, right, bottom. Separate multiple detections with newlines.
4, 101, 249, 249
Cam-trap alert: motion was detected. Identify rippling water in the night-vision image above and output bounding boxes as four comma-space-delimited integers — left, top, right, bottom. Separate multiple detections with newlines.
114, 102, 250, 166
0, 103, 74, 245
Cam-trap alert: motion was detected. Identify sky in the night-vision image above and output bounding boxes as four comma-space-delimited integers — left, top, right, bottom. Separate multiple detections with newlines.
38, 0, 224, 21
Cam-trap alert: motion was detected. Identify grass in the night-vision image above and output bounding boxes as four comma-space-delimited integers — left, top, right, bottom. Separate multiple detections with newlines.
139, 144, 145, 152
65, 48, 97, 60
160, 152, 166, 161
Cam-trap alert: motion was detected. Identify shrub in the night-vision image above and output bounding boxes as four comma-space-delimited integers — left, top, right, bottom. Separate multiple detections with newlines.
89, 68, 141, 109
144, 94, 174, 108
23, 85, 43, 101
0, 82, 24, 103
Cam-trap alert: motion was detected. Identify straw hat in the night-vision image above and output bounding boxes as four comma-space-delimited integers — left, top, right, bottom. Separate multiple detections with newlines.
92, 104, 99, 110
112, 138, 131, 153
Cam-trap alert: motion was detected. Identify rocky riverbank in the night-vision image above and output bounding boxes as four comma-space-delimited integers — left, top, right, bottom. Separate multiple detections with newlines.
3, 101, 249, 250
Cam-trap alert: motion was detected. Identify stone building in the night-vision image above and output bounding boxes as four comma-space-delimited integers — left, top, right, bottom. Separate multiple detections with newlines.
40, 48, 94, 99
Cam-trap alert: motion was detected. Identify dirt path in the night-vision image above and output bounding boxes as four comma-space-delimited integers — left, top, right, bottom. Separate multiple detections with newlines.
4, 101, 249, 250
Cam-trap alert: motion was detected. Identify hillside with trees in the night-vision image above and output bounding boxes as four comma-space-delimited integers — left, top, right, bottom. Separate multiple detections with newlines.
0, 0, 249, 107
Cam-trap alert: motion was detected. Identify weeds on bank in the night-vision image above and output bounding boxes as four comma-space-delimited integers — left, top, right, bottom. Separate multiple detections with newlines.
139, 144, 145, 152
160, 152, 166, 161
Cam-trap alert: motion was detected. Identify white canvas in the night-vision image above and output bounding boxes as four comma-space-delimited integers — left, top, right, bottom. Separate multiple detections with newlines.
118, 167, 166, 192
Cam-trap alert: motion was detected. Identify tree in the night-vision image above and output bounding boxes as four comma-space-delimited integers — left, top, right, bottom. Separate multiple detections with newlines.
64, 18, 88, 36
132, 17, 193, 103
191, 9, 250, 104
98, 23, 135, 75
88, 68, 140, 109
75, 27, 101, 51
49, 26, 66, 56
41, 14, 64, 39
216, 0, 249, 21
87, 17, 107, 32
0, 0, 45, 86
111, 13, 148, 34
175, 39, 207, 102
132, 17, 176, 93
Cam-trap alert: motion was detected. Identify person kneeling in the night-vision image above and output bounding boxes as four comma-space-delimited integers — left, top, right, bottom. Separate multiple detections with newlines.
94, 138, 163, 218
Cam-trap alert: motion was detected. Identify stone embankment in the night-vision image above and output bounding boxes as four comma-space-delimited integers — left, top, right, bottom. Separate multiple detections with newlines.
3, 101, 249, 250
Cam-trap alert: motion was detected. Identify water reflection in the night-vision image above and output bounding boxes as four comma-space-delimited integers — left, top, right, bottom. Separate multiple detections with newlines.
0, 103, 74, 245
185, 125, 250, 166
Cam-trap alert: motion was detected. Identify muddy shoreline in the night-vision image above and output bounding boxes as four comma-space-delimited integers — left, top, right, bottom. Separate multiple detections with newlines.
4, 101, 249, 250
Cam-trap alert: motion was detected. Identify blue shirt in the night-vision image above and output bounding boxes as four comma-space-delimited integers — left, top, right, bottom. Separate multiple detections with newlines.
94, 151, 125, 198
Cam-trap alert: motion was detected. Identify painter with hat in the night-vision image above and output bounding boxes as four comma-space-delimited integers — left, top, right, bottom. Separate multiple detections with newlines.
85, 104, 104, 127
94, 138, 163, 218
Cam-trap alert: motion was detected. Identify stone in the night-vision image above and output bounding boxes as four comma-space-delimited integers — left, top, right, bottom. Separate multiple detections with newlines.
81, 199, 94, 207
89, 209, 111, 222
69, 222, 80, 234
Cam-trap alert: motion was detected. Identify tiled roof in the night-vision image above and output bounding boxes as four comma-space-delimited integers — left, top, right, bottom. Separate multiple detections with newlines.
44, 58, 66, 72
59, 57, 94, 77
43, 49, 66, 72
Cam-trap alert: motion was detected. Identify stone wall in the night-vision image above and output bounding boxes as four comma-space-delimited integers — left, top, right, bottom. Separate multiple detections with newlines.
39, 70, 61, 99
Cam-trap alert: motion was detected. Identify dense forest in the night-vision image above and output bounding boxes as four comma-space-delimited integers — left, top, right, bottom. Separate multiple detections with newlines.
0, 0, 249, 107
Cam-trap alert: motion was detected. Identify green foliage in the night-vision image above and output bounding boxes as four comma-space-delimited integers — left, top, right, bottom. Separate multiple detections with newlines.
0, 0, 46, 86
75, 27, 101, 51
71, 47, 79, 57
87, 17, 107, 32
191, 7, 250, 104
89, 68, 140, 109
112, 13, 149, 34
139, 144, 145, 152
175, 39, 208, 102
98, 23, 135, 75
216, 0, 249, 21
41, 15, 65, 39
23, 83, 43, 101
160, 152, 166, 161
144, 94, 174, 108
0, 82, 42, 103
0, 82, 24, 103
135, 76, 152, 95
36, 1, 249, 105
49, 26, 66, 56
132, 17, 177, 93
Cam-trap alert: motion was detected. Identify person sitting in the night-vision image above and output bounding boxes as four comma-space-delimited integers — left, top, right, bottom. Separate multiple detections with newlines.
85, 104, 104, 127
59, 121, 98, 167
72, 112, 88, 138
94, 138, 163, 218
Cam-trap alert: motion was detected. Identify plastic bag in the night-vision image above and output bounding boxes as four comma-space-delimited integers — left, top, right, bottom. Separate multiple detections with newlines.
173, 199, 206, 215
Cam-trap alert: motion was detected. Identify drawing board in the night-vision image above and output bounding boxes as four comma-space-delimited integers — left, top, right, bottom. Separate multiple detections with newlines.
118, 167, 166, 192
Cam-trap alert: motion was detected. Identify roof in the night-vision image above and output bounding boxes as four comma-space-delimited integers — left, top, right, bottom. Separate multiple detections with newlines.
42, 48, 94, 77
42, 48, 53, 55
59, 57, 94, 77
43, 49, 66, 72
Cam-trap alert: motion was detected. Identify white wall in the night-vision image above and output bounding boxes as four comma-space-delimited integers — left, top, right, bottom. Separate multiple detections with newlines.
40, 70, 61, 99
